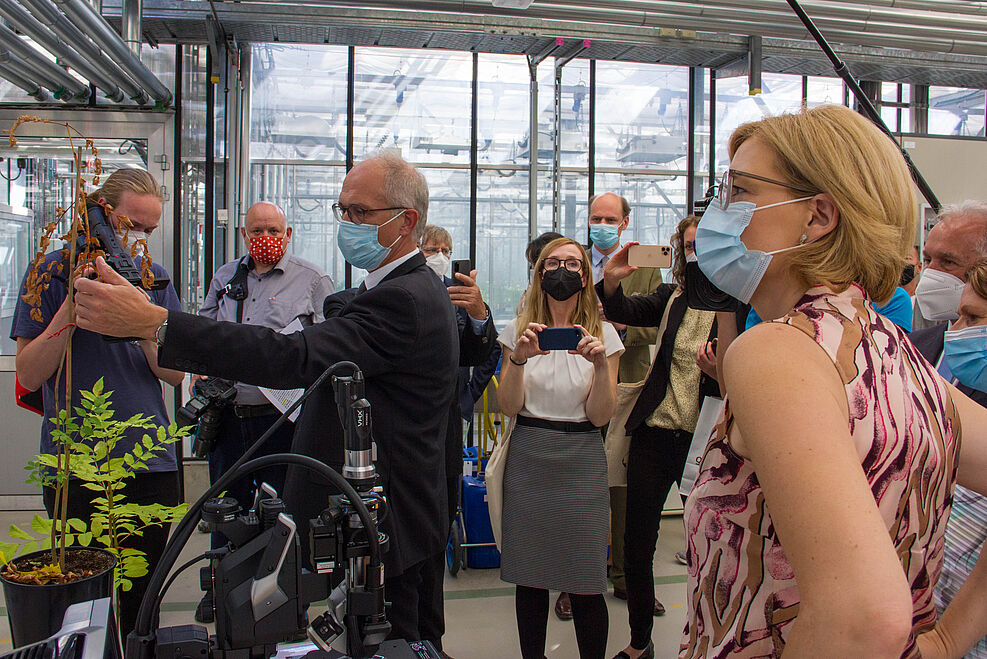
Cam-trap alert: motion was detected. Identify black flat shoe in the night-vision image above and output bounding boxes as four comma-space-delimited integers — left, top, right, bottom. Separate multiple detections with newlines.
611, 641, 654, 659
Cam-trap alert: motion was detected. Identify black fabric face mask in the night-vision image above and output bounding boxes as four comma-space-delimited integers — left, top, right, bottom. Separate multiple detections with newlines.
542, 268, 584, 301
900, 263, 916, 287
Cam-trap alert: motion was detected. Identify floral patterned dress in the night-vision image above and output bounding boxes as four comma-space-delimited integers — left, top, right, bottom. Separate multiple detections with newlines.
680, 284, 961, 658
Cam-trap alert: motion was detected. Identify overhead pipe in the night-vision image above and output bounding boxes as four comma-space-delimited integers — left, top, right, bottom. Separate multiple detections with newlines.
0, 53, 50, 101
297, 0, 987, 56
52, 0, 171, 106
0, 0, 124, 101
0, 22, 89, 99
18, 0, 150, 103
121, 0, 141, 58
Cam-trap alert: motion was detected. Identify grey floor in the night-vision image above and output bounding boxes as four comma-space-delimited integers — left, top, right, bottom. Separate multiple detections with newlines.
0, 501, 689, 659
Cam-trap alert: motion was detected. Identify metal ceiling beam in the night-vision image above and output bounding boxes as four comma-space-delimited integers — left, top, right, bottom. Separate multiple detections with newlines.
248, 0, 987, 56
53, 0, 172, 105
103, 1, 987, 87
820, 0, 987, 14
0, 0, 125, 101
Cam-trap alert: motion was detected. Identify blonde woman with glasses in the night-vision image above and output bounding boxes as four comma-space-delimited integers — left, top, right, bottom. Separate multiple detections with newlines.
497, 236, 623, 659
670, 104, 987, 658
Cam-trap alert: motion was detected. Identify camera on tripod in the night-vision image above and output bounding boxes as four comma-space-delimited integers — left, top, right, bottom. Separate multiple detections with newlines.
177, 377, 237, 457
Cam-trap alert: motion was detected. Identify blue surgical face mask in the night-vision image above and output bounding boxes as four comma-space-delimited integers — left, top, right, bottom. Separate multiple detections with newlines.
944, 324, 987, 391
589, 224, 620, 250
694, 196, 814, 303
336, 210, 404, 271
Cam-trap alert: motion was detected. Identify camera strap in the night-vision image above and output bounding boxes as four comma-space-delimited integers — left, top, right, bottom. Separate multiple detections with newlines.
217, 256, 252, 323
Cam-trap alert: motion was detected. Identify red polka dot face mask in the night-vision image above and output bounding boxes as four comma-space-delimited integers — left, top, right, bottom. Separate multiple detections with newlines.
248, 234, 286, 265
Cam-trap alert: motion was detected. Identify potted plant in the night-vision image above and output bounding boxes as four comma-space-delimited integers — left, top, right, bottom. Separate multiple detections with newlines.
0, 116, 184, 647
1, 378, 189, 646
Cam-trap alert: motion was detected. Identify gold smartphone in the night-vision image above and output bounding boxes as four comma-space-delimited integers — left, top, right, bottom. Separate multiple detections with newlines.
627, 244, 673, 268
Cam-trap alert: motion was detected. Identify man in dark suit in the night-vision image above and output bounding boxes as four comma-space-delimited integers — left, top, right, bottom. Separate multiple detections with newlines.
321, 223, 493, 657
72, 153, 460, 646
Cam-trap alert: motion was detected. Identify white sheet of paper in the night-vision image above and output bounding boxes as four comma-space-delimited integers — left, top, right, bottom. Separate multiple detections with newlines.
259, 318, 305, 422
680, 396, 725, 498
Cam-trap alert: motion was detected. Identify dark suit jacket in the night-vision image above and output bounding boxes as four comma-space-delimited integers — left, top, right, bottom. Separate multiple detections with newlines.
325, 275, 495, 489
442, 276, 497, 479
597, 281, 724, 434
161, 252, 460, 575
909, 324, 987, 408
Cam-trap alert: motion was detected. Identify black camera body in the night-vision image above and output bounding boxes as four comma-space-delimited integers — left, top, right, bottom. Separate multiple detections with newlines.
203, 496, 325, 658
177, 377, 238, 457
684, 261, 740, 312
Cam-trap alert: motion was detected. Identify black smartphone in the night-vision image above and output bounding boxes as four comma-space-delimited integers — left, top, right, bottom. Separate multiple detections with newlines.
537, 327, 582, 351
452, 259, 472, 278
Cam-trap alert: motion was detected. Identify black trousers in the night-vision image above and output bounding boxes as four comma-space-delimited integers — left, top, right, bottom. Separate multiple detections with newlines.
415, 475, 458, 650
208, 409, 295, 547
623, 424, 692, 650
384, 557, 430, 643
42, 469, 182, 639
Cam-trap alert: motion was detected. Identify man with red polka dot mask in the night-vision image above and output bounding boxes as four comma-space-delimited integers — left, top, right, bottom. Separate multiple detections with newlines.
189, 200, 334, 623
243, 202, 290, 270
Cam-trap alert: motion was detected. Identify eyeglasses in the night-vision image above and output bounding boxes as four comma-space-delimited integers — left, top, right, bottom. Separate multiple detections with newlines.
422, 246, 452, 257
543, 257, 583, 272
331, 202, 407, 225
710, 169, 814, 210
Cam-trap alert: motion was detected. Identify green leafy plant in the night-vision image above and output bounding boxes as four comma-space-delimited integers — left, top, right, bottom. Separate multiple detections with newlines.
1, 378, 189, 593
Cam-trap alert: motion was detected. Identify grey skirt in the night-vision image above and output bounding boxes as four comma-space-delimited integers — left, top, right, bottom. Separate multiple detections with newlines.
500, 421, 609, 595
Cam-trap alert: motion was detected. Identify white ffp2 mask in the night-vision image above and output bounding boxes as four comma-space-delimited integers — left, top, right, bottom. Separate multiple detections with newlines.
915, 268, 965, 322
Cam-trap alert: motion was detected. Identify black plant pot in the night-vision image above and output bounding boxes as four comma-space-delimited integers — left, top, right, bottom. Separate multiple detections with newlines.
1, 547, 116, 647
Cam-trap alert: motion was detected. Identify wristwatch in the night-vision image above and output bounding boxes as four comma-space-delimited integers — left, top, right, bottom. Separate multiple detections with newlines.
154, 318, 168, 347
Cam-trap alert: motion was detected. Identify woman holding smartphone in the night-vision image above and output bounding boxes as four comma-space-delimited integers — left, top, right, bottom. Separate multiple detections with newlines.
597, 215, 721, 659
497, 236, 624, 659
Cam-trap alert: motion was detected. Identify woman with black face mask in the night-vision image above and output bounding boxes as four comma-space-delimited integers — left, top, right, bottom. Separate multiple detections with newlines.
497, 237, 624, 659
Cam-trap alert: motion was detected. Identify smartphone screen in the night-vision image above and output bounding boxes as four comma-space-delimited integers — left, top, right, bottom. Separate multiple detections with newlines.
537, 327, 582, 351
627, 244, 673, 269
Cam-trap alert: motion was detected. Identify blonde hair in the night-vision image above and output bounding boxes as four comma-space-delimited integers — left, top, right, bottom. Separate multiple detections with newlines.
86, 167, 163, 207
728, 104, 916, 304
968, 260, 987, 300
516, 237, 603, 340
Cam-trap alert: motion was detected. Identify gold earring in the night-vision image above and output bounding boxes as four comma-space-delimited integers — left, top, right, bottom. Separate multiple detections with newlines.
799, 234, 808, 244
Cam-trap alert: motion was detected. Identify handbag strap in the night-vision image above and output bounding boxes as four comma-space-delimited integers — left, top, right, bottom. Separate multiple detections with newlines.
637, 287, 681, 385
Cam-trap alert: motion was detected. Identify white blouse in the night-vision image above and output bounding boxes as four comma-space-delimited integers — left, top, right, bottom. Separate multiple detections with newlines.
498, 319, 624, 423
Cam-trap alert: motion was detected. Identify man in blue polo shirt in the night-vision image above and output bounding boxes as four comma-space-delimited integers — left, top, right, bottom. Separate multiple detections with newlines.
11, 169, 184, 638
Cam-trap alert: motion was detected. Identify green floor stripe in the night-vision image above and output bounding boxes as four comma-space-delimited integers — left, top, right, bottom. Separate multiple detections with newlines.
0, 574, 689, 617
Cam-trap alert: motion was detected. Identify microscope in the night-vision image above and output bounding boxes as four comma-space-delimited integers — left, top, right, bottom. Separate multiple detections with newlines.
128, 365, 439, 659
